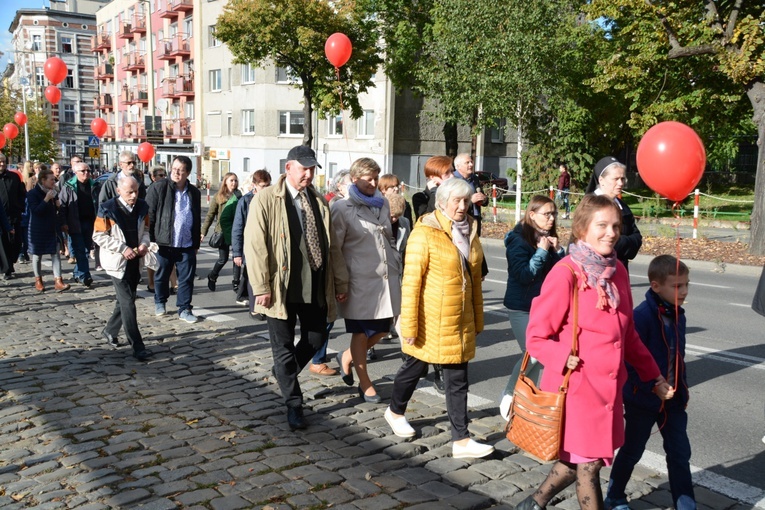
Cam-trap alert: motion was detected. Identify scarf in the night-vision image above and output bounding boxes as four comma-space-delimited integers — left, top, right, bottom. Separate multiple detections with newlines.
568, 241, 620, 311
348, 184, 385, 209
451, 218, 471, 261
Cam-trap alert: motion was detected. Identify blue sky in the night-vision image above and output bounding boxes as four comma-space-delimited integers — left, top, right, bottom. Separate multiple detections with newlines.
1, 0, 52, 71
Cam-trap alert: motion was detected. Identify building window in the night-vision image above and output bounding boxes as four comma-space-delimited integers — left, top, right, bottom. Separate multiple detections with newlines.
208, 25, 220, 47
276, 66, 300, 84
183, 17, 193, 38
242, 109, 255, 134
279, 111, 304, 136
243, 157, 250, 173
357, 110, 374, 137
63, 69, 75, 89
327, 114, 343, 137
206, 112, 221, 137
209, 69, 221, 91
490, 118, 506, 143
32, 34, 42, 51
241, 63, 256, 84
61, 36, 73, 53
64, 140, 77, 157
185, 101, 194, 120
35, 67, 45, 87
62, 103, 76, 123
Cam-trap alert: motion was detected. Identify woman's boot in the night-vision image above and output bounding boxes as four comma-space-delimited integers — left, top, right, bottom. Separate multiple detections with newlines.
34, 277, 45, 292
54, 277, 70, 292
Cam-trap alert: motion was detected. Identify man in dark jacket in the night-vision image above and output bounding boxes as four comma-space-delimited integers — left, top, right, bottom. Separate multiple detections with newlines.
453, 153, 487, 236
60, 162, 97, 287
146, 155, 201, 323
0, 154, 26, 279
99, 151, 146, 203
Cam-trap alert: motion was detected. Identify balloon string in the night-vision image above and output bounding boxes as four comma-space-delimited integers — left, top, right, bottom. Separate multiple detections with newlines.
335, 66, 348, 147
671, 200, 681, 393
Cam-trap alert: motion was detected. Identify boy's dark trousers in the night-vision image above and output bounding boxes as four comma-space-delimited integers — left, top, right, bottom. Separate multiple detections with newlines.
608, 400, 696, 510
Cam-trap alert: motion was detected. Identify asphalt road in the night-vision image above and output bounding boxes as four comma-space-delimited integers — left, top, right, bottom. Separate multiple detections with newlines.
174, 234, 765, 504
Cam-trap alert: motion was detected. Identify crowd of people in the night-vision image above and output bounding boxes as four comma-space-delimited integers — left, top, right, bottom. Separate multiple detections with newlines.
0, 146, 698, 509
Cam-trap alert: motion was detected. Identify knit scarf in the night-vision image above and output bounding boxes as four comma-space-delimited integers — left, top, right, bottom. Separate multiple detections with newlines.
568, 241, 620, 311
451, 219, 471, 261
348, 184, 385, 209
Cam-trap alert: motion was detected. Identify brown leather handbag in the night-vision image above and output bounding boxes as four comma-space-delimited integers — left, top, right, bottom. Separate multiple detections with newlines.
505, 264, 579, 462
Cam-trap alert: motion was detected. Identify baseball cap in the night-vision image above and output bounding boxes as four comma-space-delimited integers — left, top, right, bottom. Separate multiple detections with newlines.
287, 145, 322, 169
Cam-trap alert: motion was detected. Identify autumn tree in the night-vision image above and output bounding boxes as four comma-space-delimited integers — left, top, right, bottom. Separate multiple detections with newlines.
587, 0, 765, 254
215, 0, 382, 147
0, 87, 57, 163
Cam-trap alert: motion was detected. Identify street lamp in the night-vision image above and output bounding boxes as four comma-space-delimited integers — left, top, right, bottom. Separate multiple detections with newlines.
18, 77, 31, 162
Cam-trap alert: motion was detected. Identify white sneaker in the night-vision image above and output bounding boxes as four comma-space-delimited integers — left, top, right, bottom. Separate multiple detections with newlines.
453, 438, 494, 459
384, 407, 415, 438
762, 435, 765, 445
499, 394, 513, 420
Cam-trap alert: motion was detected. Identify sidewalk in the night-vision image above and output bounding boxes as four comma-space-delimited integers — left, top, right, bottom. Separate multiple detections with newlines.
0, 267, 749, 509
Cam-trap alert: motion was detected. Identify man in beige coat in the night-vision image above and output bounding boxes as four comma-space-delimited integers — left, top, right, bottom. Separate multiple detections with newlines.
244, 145, 348, 431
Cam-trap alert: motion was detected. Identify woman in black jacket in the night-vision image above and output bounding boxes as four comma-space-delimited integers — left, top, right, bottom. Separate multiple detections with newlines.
586, 156, 642, 271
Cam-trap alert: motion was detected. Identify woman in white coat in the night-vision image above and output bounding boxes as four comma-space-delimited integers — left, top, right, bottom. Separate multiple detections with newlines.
332, 158, 402, 403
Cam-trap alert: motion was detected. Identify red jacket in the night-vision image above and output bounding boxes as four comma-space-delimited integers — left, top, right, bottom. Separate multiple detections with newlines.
527, 256, 660, 459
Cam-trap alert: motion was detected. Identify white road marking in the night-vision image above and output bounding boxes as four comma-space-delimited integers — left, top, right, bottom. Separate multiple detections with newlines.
190, 307, 236, 322
484, 278, 506, 285
729, 302, 752, 307
630, 274, 731, 289
640, 450, 765, 508
685, 344, 765, 370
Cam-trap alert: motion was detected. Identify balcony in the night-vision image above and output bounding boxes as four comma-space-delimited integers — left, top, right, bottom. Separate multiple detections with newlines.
121, 86, 149, 105
94, 94, 113, 111
164, 118, 192, 140
129, 14, 147, 34
91, 30, 111, 52
177, 75, 194, 97
169, 0, 193, 14
122, 122, 146, 140
162, 78, 180, 98
95, 62, 114, 81
118, 22, 133, 40
103, 125, 115, 140
122, 52, 146, 72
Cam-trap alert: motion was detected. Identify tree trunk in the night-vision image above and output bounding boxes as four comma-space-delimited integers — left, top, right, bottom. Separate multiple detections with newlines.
470, 109, 479, 161
302, 81, 313, 147
443, 122, 458, 157
747, 81, 765, 255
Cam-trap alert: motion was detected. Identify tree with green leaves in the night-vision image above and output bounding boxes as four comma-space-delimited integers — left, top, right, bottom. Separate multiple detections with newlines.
587, 0, 765, 254
0, 87, 57, 163
215, 0, 382, 147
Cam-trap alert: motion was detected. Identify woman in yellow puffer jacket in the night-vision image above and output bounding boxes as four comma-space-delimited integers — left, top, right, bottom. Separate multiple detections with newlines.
384, 178, 494, 460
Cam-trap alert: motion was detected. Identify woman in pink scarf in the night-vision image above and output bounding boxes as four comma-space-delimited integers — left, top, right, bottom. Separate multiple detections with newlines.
517, 194, 672, 510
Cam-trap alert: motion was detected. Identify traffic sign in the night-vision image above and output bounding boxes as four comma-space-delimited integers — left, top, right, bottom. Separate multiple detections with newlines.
88, 147, 100, 158
87, 136, 100, 147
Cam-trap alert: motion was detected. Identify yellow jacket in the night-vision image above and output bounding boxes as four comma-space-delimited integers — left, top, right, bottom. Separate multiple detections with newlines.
400, 210, 484, 364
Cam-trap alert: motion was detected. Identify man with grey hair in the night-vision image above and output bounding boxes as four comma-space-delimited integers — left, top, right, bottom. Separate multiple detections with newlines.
60, 162, 96, 287
99, 151, 147, 204
453, 153, 487, 236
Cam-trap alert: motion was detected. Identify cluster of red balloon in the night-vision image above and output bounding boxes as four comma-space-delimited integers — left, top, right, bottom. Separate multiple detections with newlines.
325, 33, 352, 68
44, 57, 67, 105
636, 121, 706, 203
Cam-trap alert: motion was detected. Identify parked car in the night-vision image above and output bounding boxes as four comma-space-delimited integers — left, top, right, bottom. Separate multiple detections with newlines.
475, 171, 510, 193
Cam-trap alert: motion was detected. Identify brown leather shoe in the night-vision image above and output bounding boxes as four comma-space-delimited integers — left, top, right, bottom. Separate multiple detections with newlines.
309, 363, 338, 376
54, 277, 70, 292
34, 277, 45, 292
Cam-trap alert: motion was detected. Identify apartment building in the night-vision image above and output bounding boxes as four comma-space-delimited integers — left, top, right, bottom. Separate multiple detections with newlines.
8, 7, 101, 162
93, 0, 201, 176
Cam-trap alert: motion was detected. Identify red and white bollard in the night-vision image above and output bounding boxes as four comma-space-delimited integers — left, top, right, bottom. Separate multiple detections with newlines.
206, 185, 210, 205
692, 188, 699, 239
549, 185, 554, 199
492, 184, 498, 223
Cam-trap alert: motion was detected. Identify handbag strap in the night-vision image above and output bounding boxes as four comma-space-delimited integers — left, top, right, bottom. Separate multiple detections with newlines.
519, 262, 579, 391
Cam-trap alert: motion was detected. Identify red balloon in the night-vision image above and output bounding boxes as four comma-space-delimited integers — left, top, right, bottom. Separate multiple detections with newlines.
0, 133, 5, 150
636, 121, 706, 202
45, 86, 62, 104
325, 33, 352, 68
137, 142, 155, 163
91, 118, 108, 138
14, 112, 27, 126
44, 57, 68, 85
3, 123, 19, 141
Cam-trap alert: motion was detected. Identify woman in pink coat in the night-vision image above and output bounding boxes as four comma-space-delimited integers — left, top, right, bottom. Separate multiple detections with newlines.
517, 194, 672, 510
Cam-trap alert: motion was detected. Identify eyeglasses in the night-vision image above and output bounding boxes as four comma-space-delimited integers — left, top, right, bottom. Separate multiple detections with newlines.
76, 169, 90, 173
121, 160, 136, 165
537, 211, 558, 219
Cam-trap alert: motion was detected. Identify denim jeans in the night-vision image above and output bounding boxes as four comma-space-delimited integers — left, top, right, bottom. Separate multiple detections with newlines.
70, 223, 93, 282
608, 402, 696, 509
312, 321, 333, 365
154, 246, 196, 315
502, 309, 543, 397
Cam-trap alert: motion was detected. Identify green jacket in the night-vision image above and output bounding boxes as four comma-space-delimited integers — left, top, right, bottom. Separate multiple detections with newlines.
243, 174, 348, 321
202, 189, 241, 245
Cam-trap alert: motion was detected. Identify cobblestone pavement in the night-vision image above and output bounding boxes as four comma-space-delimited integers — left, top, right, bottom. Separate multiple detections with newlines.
0, 267, 747, 509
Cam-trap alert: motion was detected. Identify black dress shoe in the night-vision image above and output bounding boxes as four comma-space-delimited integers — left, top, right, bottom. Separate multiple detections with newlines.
83, 276, 93, 288
101, 329, 119, 347
433, 365, 445, 394
207, 275, 216, 292
287, 406, 307, 431
515, 495, 545, 510
133, 349, 154, 361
